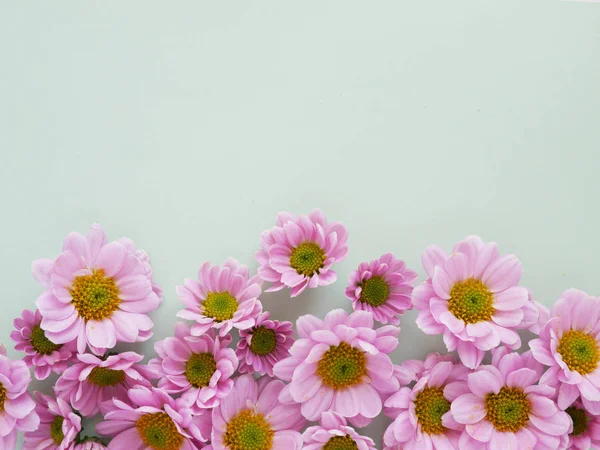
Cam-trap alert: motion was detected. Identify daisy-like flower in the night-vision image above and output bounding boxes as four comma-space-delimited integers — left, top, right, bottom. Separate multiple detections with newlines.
236, 311, 294, 377
176, 259, 263, 337
383, 358, 469, 450
345, 253, 417, 325
530, 289, 600, 414
55, 351, 154, 417
149, 322, 238, 410
212, 374, 305, 450
11, 308, 74, 380
563, 400, 600, 450
255, 209, 349, 297
303, 411, 376, 450
23, 392, 81, 450
273, 309, 400, 425
33, 224, 162, 355
452, 348, 571, 450
96, 385, 211, 450
413, 235, 530, 369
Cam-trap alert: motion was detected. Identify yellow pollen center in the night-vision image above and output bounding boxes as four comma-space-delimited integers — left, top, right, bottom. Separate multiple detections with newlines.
203, 291, 238, 322
70, 269, 120, 321
359, 276, 390, 307
0, 383, 6, 412
317, 342, 367, 390
223, 409, 274, 450
322, 435, 359, 450
485, 387, 530, 432
566, 406, 589, 436
557, 329, 599, 375
136, 412, 184, 450
249, 326, 277, 356
185, 353, 217, 388
51, 416, 65, 445
30, 325, 62, 355
87, 367, 126, 387
448, 278, 494, 324
289, 242, 326, 277
414, 387, 451, 435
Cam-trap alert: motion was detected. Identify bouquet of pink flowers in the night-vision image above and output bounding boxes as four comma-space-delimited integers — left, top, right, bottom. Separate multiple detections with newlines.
2, 210, 598, 450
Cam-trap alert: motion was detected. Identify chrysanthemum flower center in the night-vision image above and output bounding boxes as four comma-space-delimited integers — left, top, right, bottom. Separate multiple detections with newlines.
448, 278, 494, 324
249, 326, 277, 356
557, 329, 599, 374
223, 409, 274, 450
203, 291, 238, 322
70, 269, 121, 321
566, 406, 589, 436
414, 387, 451, 435
485, 387, 530, 432
322, 435, 359, 450
87, 367, 126, 387
290, 242, 326, 277
51, 416, 65, 445
185, 352, 216, 388
136, 412, 184, 450
359, 276, 390, 307
0, 383, 6, 412
317, 342, 367, 390
30, 325, 62, 355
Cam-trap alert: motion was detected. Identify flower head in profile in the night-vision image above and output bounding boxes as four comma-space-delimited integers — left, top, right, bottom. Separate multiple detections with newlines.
236, 311, 294, 377
563, 400, 600, 450
256, 209, 348, 297
212, 375, 305, 450
273, 309, 399, 426
34, 224, 162, 355
303, 411, 376, 450
345, 253, 417, 325
177, 259, 263, 337
413, 235, 530, 368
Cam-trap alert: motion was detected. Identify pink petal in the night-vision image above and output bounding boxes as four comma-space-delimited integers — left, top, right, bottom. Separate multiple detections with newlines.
451, 394, 486, 424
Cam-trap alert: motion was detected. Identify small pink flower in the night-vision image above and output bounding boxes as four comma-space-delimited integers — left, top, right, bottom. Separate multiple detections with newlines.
303, 411, 376, 450
413, 235, 531, 369
273, 309, 400, 426
34, 224, 162, 355
176, 259, 263, 337
149, 322, 238, 410
55, 351, 154, 417
256, 209, 348, 297
23, 392, 81, 450
236, 311, 294, 377
212, 375, 305, 450
11, 308, 74, 380
452, 348, 570, 449
345, 253, 417, 325
564, 400, 600, 450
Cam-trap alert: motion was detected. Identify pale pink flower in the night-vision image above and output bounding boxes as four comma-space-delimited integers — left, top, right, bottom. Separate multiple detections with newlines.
564, 400, 600, 450
303, 411, 376, 450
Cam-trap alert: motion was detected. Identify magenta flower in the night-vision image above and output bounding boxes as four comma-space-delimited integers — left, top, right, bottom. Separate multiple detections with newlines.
55, 351, 154, 417
149, 322, 237, 411
176, 259, 263, 337
273, 309, 400, 425
236, 311, 294, 377
564, 400, 600, 450
212, 375, 305, 450
303, 411, 376, 450
23, 392, 81, 450
96, 385, 211, 450
33, 224, 162, 355
530, 289, 600, 414
345, 253, 417, 325
452, 348, 570, 449
413, 235, 531, 368
255, 209, 348, 297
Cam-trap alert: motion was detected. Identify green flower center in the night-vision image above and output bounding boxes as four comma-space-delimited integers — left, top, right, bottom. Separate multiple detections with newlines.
30, 325, 62, 355
223, 409, 274, 450
448, 278, 494, 324
414, 387, 451, 435
51, 416, 65, 445
136, 412, 184, 450
566, 406, 589, 436
485, 387, 530, 432
317, 342, 367, 390
359, 276, 390, 307
557, 329, 599, 375
70, 269, 120, 321
87, 367, 126, 387
0, 383, 6, 412
203, 291, 238, 322
289, 242, 326, 277
322, 435, 359, 450
249, 326, 277, 356
185, 353, 217, 388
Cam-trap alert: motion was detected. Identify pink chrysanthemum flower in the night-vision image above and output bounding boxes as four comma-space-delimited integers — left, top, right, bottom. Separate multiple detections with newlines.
176, 259, 263, 337
383, 359, 469, 450
149, 322, 238, 410
273, 309, 400, 425
303, 411, 376, 450
236, 311, 294, 377
11, 309, 74, 380
563, 400, 600, 450
96, 385, 211, 450
33, 224, 162, 355
452, 348, 570, 450
212, 374, 306, 450
55, 351, 154, 417
23, 392, 81, 450
530, 289, 600, 414
413, 235, 530, 369
345, 253, 417, 325
255, 209, 349, 297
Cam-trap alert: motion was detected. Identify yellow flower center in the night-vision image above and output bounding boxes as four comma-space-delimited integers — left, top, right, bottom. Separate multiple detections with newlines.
448, 278, 494, 324
223, 409, 274, 450
0, 383, 6, 412
317, 342, 367, 390
185, 353, 217, 388
566, 406, 589, 436
51, 416, 65, 445
485, 387, 530, 432
136, 412, 184, 450
359, 276, 390, 307
70, 269, 120, 321
30, 325, 62, 355
87, 367, 126, 387
249, 326, 277, 356
203, 291, 238, 322
414, 387, 451, 435
290, 242, 326, 277
557, 329, 599, 375
322, 435, 359, 450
